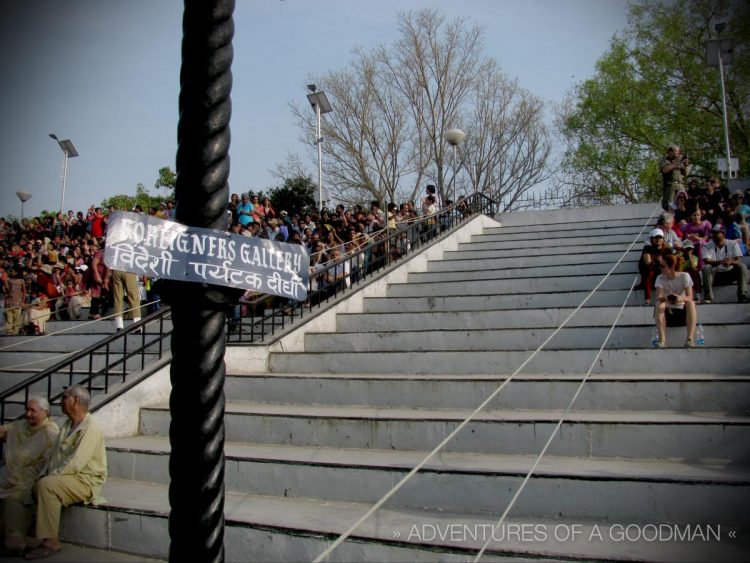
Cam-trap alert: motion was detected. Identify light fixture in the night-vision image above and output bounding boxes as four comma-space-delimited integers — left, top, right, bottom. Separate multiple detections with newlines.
49, 133, 79, 213
306, 89, 333, 209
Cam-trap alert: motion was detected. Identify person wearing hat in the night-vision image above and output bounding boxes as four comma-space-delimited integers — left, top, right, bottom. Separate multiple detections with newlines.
637, 228, 671, 305
701, 224, 749, 304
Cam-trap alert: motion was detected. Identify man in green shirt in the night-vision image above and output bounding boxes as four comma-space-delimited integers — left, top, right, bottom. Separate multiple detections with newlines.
25, 386, 107, 560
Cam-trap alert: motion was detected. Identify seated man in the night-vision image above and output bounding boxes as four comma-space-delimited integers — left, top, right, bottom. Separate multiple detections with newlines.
701, 225, 749, 304
0, 398, 59, 556
26, 386, 107, 560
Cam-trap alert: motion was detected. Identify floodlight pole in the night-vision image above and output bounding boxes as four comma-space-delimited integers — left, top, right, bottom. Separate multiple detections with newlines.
316, 100, 323, 209
49, 134, 78, 213
717, 40, 732, 178
445, 128, 466, 205
307, 87, 332, 211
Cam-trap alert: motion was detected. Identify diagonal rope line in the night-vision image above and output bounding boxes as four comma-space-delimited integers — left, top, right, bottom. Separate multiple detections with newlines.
313, 206, 661, 562
473, 275, 639, 561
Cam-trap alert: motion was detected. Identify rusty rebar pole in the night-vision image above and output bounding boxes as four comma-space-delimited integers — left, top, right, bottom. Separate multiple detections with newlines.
167, 1, 235, 561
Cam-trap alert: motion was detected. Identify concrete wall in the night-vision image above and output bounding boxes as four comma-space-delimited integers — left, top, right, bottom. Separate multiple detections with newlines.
95, 363, 171, 438
225, 214, 500, 374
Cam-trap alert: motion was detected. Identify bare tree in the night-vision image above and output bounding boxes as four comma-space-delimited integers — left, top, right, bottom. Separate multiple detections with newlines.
461, 60, 553, 209
291, 8, 552, 208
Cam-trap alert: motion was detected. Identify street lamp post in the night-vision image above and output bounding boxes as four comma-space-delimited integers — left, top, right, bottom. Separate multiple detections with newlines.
16, 190, 32, 220
306, 85, 333, 211
706, 18, 736, 179
445, 128, 466, 205
49, 133, 79, 213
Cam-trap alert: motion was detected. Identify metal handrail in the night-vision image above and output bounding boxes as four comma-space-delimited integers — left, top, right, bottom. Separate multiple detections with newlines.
225, 192, 497, 344
0, 307, 173, 424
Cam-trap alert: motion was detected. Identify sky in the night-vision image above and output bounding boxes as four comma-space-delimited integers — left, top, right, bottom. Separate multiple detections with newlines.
0, 0, 630, 219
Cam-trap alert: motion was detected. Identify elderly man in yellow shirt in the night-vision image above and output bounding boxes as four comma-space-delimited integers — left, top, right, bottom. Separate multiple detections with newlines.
24, 385, 107, 560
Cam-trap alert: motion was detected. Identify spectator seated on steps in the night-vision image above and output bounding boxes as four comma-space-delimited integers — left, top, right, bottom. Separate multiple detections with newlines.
700, 224, 749, 304
682, 208, 712, 256
0, 397, 59, 556
678, 240, 702, 302
637, 228, 673, 305
656, 212, 682, 249
25, 385, 107, 560
653, 253, 698, 349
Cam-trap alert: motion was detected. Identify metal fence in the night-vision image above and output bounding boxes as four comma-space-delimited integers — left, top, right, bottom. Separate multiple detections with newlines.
0, 309, 172, 424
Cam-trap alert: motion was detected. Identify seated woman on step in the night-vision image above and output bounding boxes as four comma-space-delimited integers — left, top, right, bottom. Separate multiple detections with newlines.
653, 253, 698, 349
0, 397, 59, 556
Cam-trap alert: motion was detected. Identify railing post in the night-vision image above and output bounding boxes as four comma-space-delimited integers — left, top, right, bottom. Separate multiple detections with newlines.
165, 2, 235, 562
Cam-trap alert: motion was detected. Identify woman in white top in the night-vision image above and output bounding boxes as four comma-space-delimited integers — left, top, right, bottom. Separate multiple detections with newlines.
654, 253, 698, 348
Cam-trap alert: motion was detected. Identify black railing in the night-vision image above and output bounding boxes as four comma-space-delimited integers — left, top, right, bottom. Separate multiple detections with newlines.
0, 307, 173, 424
225, 192, 497, 344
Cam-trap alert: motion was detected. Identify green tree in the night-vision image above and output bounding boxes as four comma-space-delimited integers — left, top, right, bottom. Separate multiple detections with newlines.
155, 166, 176, 194
268, 176, 317, 216
102, 183, 168, 212
557, 0, 749, 204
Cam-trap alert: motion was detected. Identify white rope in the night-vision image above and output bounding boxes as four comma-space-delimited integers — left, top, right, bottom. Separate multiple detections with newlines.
313, 206, 661, 562
472, 276, 639, 561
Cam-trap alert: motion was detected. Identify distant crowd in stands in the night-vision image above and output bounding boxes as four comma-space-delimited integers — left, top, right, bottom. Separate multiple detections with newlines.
1, 185, 466, 334
0, 203, 174, 335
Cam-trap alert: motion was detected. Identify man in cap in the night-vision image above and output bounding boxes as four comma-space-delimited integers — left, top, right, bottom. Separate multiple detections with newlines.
701, 225, 749, 304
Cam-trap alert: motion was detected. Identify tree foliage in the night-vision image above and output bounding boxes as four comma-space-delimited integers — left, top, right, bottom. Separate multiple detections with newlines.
155, 166, 177, 193
101, 182, 168, 212
557, 0, 750, 204
268, 176, 317, 216
291, 8, 551, 208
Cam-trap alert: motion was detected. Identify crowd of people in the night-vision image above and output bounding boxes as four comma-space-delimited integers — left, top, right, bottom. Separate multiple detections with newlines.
1, 187, 463, 334
642, 147, 750, 347
0, 206, 135, 335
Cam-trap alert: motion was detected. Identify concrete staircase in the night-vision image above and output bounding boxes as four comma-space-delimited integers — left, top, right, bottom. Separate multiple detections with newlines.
67, 204, 750, 561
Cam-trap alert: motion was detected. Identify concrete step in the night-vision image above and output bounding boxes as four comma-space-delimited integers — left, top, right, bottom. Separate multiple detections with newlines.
268, 347, 750, 375
338, 304, 748, 332
138, 403, 750, 461
495, 202, 659, 227
362, 287, 749, 312
472, 224, 649, 243
65, 477, 749, 562
385, 272, 637, 297
224, 373, 750, 414
106, 436, 750, 525
426, 250, 639, 272
410, 259, 636, 283
444, 245, 641, 260
457, 233, 645, 252
485, 216, 652, 235
303, 324, 749, 352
